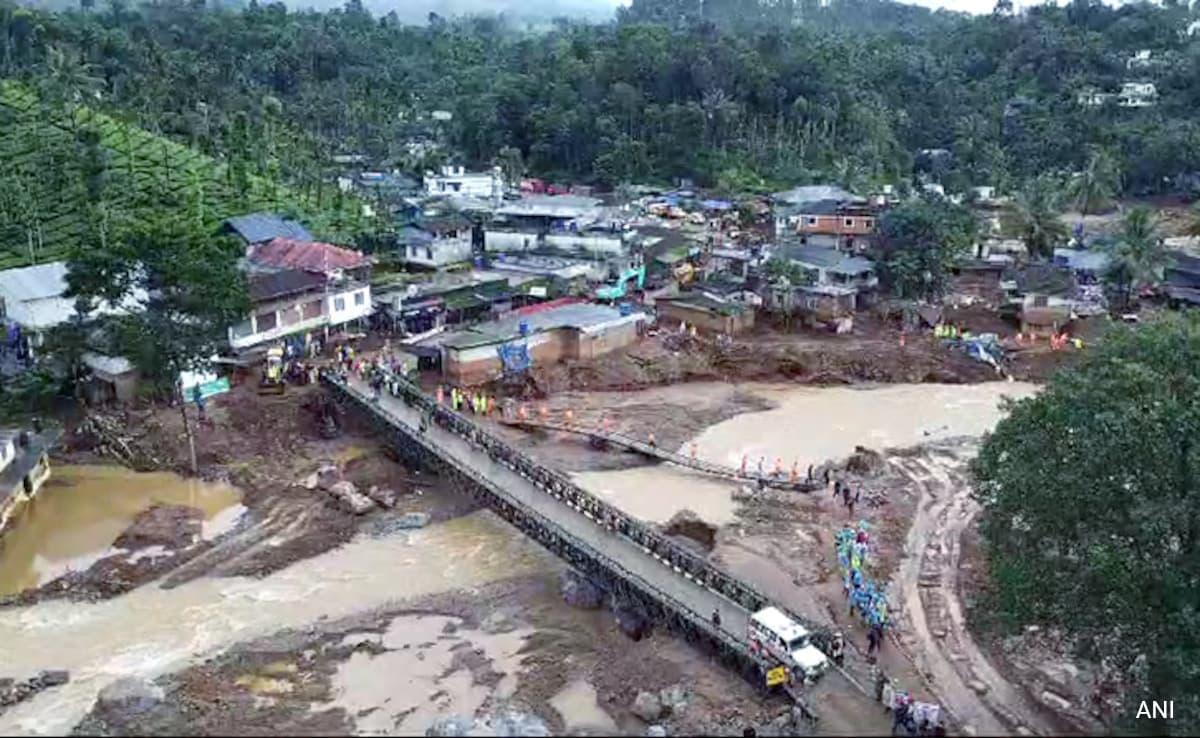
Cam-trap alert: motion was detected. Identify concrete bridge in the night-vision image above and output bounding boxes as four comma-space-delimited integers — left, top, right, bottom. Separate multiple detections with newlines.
324, 370, 876, 712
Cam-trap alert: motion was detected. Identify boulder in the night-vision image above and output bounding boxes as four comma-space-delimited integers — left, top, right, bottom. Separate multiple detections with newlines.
1039, 690, 1072, 711
561, 570, 604, 610
646, 726, 667, 737
316, 464, 341, 491
327, 480, 375, 515
113, 505, 203, 550
95, 677, 164, 715
631, 691, 664, 722
366, 486, 399, 509
426, 715, 476, 737
37, 670, 69, 688
486, 710, 550, 736
658, 684, 688, 715
614, 606, 651, 641
396, 512, 431, 529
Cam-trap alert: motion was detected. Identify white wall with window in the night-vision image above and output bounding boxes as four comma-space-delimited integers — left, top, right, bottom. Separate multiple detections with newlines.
326, 284, 373, 326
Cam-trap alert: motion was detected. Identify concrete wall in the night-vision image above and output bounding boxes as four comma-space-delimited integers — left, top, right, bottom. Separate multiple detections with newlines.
656, 302, 755, 336
406, 237, 473, 267
544, 233, 625, 257
443, 319, 641, 385
485, 230, 537, 253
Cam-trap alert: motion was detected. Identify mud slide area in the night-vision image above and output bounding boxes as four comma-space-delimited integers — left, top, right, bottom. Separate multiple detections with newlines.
886, 444, 1058, 736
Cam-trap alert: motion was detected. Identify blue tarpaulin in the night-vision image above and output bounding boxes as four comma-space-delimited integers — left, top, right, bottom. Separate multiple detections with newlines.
700, 199, 734, 211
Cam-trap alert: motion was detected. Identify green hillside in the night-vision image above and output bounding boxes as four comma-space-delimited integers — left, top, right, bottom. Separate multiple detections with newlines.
0, 83, 361, 270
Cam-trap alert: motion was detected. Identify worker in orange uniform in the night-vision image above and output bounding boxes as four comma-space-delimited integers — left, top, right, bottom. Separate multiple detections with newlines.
540, 405, 549, 421
564, 408, 574, 425
690, 442, 698, 460
741, 454, 748, 475
436, 386, 444, 405
518, 405, 529, 421
790, 461, 799, 483
773, 457, 783, 477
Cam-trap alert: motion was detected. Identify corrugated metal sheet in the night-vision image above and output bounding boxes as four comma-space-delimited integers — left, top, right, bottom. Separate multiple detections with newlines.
247, 238, 369, 274
224, 213, 314, 244
0, 261, 68, 303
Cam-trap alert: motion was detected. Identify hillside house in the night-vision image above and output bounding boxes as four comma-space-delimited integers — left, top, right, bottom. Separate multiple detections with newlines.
1166, 252, 1200, 308
0, 261, 145, 362
772, 185, 875, 249
229, 240, 372, 354
424, 165, 503, 201
779, 245, 878, 295
1118, 82, 1157, 108
485, 195, 634, 260
401, 214, 475, 268
222, 213, 313, 245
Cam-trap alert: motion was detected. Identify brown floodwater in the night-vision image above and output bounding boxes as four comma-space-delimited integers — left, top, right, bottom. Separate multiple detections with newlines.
0, 465, 243, 597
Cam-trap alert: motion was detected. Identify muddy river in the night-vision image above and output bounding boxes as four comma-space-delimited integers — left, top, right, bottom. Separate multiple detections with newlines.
574, 381, 1037, 524
0, 465, 243, 597
0, 512, 558, 736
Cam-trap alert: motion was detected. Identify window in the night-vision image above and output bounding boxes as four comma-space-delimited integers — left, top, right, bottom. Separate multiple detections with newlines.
425, 247, 434, 260
844, 218, 855, 227
255, 311, 277, 332
302, 300, 322, 320
806, 217, 818, 226
409, 246, 418, 258
865, 218, 875, 229
231, 319, 254, 339
354, 291, 365, 306
334, 297, 346, 312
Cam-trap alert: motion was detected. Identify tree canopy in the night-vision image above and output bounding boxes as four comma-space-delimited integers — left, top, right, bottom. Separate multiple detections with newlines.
873, 196, 978, 300
972, 314, 1200, 734
2, 0, 1200, 210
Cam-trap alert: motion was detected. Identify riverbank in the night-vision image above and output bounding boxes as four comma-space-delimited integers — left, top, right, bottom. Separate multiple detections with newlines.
0, 383, 477, 606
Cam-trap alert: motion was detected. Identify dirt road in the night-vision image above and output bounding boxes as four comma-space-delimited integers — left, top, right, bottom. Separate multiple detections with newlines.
886, 443, 1058, 736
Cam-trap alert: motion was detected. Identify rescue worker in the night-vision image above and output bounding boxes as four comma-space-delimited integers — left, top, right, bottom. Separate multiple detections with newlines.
740, 454, 748, 475
711, 608, 722, 629
539, 405, 550, 421
789, 461, 799, 484
192, 384, 206, 423
518, 405, 529, 422
690, 442, 698, 460
437, 386, 444, 405
773, 457, 783, 477
830, 632, 846, 667
757, 456, 765, 476
648, 432, 657, 448
867, 622, 883, 658
564, 408, 574, 425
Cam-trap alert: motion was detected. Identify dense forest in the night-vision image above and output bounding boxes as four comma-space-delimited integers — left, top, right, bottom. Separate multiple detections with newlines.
1, 0, 1200, 221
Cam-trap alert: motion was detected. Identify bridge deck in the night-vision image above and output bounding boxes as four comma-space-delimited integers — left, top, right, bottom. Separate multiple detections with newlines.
341, 375, 754, 643
500, 417, 818, 492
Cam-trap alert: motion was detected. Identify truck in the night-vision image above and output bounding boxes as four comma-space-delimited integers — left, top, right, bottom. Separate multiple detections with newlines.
747, 607, 830, 684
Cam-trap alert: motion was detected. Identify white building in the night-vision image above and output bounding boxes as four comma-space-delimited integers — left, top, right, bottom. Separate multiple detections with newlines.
424, 165, 503, 201
1118, 82, 1157, 108
401, 214, 475, 269
0, 261, 145, 359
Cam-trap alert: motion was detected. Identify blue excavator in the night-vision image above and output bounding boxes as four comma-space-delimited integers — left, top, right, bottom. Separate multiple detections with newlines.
596, 265, 646, 302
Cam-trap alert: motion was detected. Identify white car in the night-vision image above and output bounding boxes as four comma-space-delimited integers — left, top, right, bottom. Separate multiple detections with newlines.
748, 607, 830, 681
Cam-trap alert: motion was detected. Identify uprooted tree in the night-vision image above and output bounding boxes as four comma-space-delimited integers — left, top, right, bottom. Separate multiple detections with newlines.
971, 314, 1200, 735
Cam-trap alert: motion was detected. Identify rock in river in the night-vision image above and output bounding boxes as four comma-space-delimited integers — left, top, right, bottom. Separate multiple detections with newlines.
113, 505, 203, 550
632, 691, 664, 722
95, 677, 164, 715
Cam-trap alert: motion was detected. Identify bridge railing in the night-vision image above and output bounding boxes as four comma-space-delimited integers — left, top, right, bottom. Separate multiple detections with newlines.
325, 367, 830, 648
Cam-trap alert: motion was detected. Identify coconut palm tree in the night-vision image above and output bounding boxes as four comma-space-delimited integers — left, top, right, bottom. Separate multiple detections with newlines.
1013, 176, 1069, 260
1067, 147, 1121, 215
1103, 207, 1169, 311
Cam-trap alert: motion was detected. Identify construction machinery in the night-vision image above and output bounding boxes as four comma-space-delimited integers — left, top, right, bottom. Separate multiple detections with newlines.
596, 265, 646, 301
258, 346, 286, 395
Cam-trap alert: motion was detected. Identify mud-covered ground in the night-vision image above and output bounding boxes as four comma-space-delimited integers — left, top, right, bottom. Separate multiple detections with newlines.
71, 573, 791, 737
522, 312, 1084, 400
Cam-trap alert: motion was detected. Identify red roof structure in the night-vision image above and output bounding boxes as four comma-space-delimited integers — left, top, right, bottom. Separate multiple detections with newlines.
247, 238, 368, 275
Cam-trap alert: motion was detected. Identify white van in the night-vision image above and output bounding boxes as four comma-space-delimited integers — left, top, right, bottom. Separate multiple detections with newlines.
748, 607, 830, 681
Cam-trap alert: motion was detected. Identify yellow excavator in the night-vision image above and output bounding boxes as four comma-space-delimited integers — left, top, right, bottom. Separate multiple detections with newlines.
258, 346, 286, 395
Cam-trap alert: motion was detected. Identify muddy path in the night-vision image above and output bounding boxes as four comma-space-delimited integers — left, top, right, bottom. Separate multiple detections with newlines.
885, 445, 1061, 736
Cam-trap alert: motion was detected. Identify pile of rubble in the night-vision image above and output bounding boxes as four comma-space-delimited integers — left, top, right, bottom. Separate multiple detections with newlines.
299, 463, 427, 526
